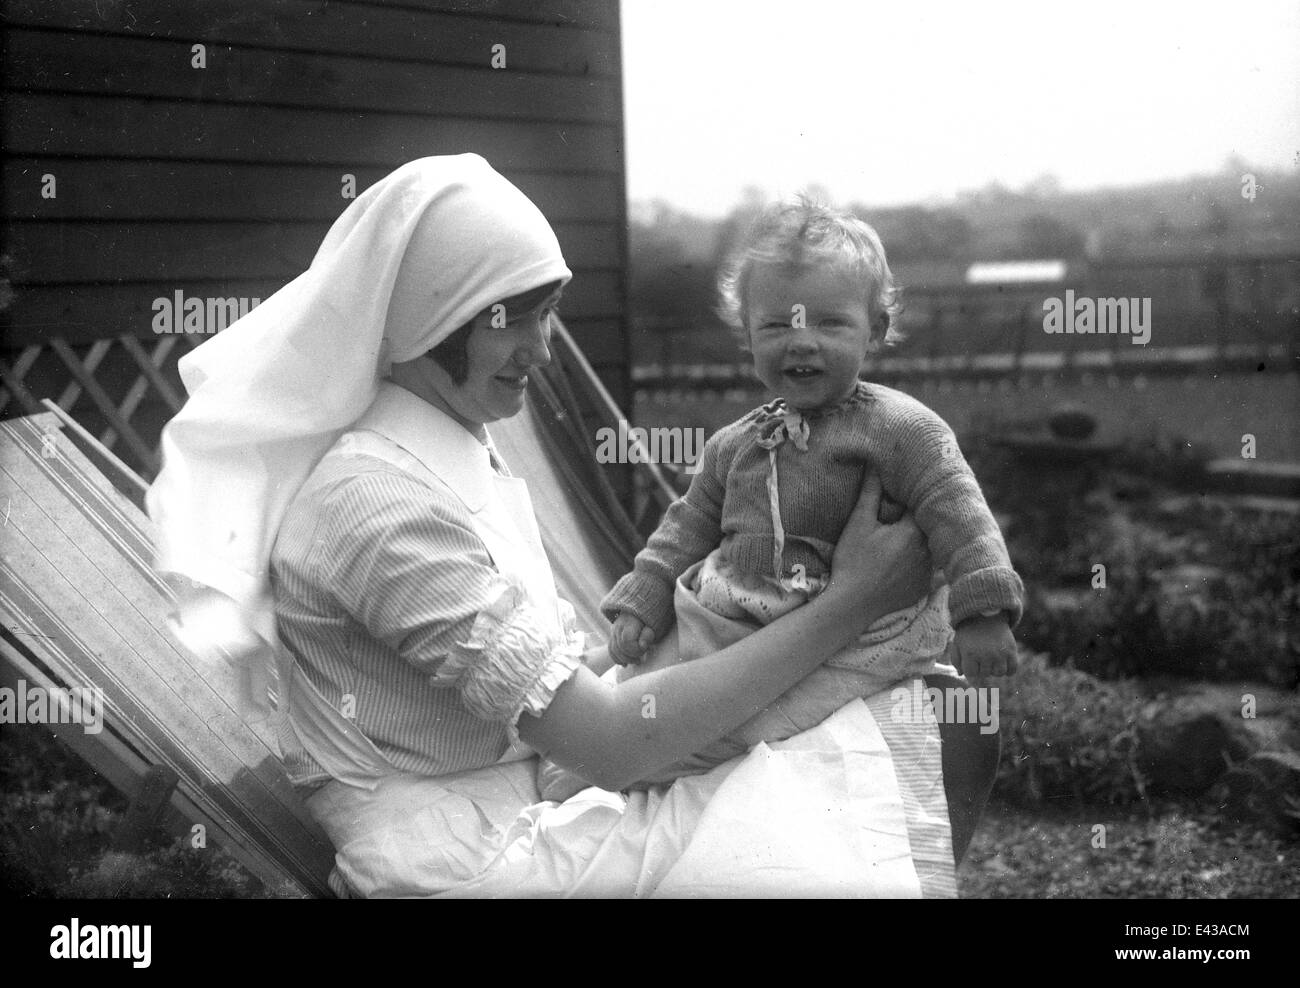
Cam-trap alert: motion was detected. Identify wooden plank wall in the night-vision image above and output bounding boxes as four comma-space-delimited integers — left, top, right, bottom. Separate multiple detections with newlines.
0, 0, 632, 409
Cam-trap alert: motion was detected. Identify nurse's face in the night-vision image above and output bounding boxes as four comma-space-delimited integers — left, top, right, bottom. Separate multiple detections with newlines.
396, 286, 561, 438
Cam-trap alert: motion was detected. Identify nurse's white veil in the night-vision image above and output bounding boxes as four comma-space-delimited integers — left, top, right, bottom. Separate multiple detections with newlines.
147, 154, 572, 716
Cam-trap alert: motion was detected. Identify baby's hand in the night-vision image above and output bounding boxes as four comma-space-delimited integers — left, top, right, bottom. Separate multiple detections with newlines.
953, 614, 1018, 682
609, 612, 655, 666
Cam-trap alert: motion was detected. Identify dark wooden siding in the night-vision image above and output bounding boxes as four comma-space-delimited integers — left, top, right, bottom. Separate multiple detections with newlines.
1, 0, 631, 400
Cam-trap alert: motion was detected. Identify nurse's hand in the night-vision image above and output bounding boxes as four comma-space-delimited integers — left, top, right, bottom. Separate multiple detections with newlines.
828, 473, 933, 621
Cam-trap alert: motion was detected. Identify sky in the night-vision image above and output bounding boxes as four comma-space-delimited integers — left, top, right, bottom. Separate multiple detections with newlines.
620, 0, 1300, 216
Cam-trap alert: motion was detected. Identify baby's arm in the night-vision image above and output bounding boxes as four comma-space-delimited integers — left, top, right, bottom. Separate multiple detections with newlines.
601, 432, 730, 640
867, 390, 1024, 631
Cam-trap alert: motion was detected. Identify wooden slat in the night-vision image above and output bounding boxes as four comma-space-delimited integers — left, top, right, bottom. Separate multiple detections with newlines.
7, 221, 623, 282
2, 93, 620, 171
40, 398, 151, 498
533, 355, 644, 552
2, 159, 624, 222
3, 0, 618, 55
56, 339, 109, 410
552, 318, 626, 367
48, 339, 159, 472
552, 320, 676, 508
117, 336, 185, 412
110, 764, 182, 853
5, 28, 620, 124
0, 637, 155, 812
1, 607, 318, 899
0, 558, 326, 897
105, 363, 152, 450
0, 346, 44, 412
3, 422, 265, 765
0, 356, 45, 415
361, 0, 617, 30
0, 416, 335, 895
3, 273, 623, 346
2, 285, 286, 347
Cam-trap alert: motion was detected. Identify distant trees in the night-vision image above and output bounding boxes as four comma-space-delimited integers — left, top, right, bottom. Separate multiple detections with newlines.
627, 169, 1300, 365
628, 204, 735, 364
1017, 213, 1087, 258
849, 205, 973, 261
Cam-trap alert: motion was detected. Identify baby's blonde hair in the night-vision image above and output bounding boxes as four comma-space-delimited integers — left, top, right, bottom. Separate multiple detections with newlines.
716, 197, 903, 349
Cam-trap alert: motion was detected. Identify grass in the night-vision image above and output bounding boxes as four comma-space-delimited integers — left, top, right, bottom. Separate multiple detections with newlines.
0, 723, 273, 898
959, 800, 1299, 899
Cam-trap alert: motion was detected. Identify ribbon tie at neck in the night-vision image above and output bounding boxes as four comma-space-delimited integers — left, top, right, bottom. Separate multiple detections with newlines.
753, 403, 812, 578
755, 405, 811, 453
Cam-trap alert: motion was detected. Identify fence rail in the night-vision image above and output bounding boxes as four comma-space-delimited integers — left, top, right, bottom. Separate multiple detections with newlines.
632, 342, 1297, 391
0, 320, 677, 531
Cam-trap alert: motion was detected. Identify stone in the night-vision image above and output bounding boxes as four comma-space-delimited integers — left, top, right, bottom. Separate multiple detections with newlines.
1137, 696, 1261, 796
1210, 749, 1300, 835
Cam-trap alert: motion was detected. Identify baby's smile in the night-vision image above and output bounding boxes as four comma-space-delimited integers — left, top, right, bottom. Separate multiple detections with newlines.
744, 260, 880, 410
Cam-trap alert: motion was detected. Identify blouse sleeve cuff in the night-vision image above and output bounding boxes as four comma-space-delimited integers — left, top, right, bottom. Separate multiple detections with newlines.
434, 584, 585, 744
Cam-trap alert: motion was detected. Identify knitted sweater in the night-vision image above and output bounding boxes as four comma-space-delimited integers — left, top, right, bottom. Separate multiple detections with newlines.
602, 381, 1024, 637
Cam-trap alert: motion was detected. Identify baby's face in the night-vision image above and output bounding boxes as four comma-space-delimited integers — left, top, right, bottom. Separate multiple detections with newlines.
744, 261, 880, 410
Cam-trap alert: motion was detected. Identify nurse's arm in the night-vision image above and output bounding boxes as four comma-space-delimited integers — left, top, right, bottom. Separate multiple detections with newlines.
518, 476, 931, 790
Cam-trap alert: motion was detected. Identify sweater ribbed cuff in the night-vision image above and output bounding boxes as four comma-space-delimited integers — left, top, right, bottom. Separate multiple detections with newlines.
947, 566, 1025, 627
600, 571, 677, 638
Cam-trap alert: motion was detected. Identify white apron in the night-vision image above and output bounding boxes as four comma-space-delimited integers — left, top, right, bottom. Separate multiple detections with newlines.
278, 413, 953, 897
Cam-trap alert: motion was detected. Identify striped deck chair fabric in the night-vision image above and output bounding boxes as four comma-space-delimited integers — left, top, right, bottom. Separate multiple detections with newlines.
0, 412, 336, 895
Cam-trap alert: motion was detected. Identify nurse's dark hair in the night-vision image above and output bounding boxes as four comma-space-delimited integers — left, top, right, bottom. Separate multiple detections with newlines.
428, 279, 564, 385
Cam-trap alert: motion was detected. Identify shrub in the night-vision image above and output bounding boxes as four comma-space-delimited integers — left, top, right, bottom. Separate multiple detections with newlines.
995, 652, 1148, 807
973, 434, 1299, 685
0, 724, 270, 898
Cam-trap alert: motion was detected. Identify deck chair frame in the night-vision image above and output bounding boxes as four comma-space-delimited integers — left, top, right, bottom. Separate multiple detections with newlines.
1, 412, 336, 896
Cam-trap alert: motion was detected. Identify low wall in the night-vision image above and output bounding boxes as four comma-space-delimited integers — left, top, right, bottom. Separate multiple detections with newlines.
634, 368, 1300, 463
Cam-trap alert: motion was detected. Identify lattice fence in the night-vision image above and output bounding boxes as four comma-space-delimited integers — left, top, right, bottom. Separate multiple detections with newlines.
0, 324, 677, 532
0, 333, 201, 480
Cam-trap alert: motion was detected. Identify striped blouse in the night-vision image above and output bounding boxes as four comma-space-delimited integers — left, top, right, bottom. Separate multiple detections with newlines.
269, 387, 583, 788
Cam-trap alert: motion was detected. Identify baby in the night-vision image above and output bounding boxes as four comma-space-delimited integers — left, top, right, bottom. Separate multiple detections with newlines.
540, 199, 1023, 798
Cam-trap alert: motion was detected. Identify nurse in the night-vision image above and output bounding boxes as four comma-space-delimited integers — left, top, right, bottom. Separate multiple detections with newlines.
148, 154, 938, 896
